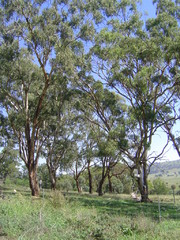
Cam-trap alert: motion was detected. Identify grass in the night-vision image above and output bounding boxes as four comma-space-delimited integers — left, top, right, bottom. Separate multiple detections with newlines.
67, 194, 180, 220
0, 185, 180, 240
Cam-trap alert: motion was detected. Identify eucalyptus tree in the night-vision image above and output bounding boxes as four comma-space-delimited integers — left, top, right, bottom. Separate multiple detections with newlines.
41, 80, 73, 190
63, 141, 86, 193
44, 135, 72, 190
65, 122, 97, 194
74, 122, 97, 194
163, 120, 180, 157
90, 125, 122, 196
63, 122, 94, 193
84, 132, 96, 194
0, 110, 11, 147
0, 140, 19, 182
0, 0, 100, 196
107, 163, 129, 193
148, 0, 180, 157
37, 163, 51, 189
96, 132, 120, 196
90, 0, 180, 201
75, 79, 126, 195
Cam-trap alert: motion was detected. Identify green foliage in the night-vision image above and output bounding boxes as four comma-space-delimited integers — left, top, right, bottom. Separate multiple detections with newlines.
90, 0, 180, 201
48, 190, 65, 208
97, 139, 118, 157
0, 141, 19, 181
152, 178, 169, 195
38, 164, 51, 189
148, 180, 154, 194
57, 174, 75, 191
58, 179, 73, 192
106, 178, 124, 194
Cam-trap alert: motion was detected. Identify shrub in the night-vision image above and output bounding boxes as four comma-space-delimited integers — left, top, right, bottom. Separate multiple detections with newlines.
49, 190, 65, 208
152, 178, 169, 195
148, 180, 154, 194
57, 180, 73, 192
105, 178, 124, 194
112, 178, 124, 194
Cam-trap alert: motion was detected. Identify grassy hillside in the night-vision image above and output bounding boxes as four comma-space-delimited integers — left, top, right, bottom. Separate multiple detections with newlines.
0, 185, 180, 240
150, 160, 180, 174
149, 160, 180, 190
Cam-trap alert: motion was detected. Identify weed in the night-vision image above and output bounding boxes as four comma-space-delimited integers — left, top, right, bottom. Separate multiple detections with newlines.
48, 190, 65, 208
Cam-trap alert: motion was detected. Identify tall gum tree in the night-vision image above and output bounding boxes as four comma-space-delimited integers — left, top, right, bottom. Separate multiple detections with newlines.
41, 79, 74, 190
75, 78, 126, 195
68, 122, 94, 193
0, 0, 99, 196
96, 135, 120, 196
90, 0, 180, 201
151, 0, 180, 158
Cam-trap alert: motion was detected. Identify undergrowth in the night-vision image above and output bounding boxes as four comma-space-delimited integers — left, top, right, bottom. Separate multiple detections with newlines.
0, 190, 180, 240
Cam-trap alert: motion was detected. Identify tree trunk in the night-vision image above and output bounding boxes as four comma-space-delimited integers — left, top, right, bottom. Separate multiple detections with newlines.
97, 161, 107, 196
108, 173, 113, 193
137, 163, 149, 202
47, 164, 57, 190
142, 161, 149, 202
97, 177, 106, 196
28, 164, 39, 196
75, 177, 82, 193
88, 163, 93, 194
50, 171, 56, 190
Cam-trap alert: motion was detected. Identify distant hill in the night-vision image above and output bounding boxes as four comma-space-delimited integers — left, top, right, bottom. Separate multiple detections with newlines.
149, 160, 180, 189
149, 159, 180, 175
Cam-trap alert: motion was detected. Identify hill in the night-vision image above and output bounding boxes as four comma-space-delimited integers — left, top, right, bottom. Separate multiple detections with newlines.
149, 160, 180, 189
149, 159, 180, 175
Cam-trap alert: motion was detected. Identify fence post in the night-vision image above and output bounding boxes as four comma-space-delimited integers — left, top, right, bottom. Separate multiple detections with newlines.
158, 197, 161, 222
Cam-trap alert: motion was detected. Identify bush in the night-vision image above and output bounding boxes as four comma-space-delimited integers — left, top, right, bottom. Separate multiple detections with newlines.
14, 178, 29, 187
49, 190, 65, 208
57, 180, 73, 192
112, 178, 124, 194
152, 178, 169, 195
105, 178, 124, 194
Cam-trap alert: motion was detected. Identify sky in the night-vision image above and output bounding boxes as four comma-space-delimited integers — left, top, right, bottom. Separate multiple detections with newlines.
141, 0, 156, 18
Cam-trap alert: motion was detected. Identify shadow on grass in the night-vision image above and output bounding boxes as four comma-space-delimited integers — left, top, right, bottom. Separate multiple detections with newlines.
0, 232, 7, 237
66, 193, 180, 221
0, 185, 12, 191
1, 186, 179, 221
0, 184, 32, 198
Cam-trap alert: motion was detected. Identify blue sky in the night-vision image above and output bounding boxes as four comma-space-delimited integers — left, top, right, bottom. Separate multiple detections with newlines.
141, 0, 156, 18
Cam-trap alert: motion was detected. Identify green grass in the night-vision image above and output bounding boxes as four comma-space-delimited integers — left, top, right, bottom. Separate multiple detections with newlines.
0, 186, 180, 240
66, 193, 180, 220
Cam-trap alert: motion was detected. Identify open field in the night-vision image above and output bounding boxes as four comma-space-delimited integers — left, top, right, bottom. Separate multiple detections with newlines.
0, 185, 180, 240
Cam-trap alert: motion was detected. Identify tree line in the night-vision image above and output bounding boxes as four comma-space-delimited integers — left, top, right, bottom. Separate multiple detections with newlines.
0, 0, 180, 202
